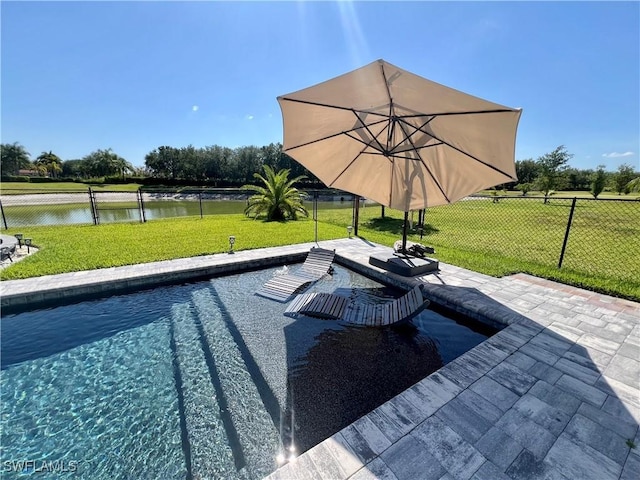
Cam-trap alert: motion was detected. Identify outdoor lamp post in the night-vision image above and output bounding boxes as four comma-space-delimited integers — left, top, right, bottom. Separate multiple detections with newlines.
14, 233, 23, 247
347, 226, 353, 238
229, 235, 235, 254
24, 238, 32, 254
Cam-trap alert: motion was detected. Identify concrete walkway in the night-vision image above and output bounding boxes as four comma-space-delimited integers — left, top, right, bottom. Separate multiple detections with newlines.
1, 238, 638, 480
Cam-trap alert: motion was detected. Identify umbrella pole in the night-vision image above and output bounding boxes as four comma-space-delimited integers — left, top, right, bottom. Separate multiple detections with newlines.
402, 211, 409, 254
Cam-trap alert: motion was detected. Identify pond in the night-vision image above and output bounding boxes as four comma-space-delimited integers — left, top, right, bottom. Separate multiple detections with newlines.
0, 197, 358, 227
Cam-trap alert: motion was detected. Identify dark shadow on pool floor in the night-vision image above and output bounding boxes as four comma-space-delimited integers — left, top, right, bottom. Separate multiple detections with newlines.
280, 315, 444, 454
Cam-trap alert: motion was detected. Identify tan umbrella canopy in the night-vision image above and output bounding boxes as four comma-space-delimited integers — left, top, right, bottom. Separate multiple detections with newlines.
277, 59, 521, 250
278, 59, 521, 210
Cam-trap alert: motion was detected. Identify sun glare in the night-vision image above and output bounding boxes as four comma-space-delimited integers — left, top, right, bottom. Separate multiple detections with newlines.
337, 0, 371, 67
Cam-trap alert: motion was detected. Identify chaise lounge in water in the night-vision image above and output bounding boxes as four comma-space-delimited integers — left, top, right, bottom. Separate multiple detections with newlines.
255, 247, 336, 302
285, 284, 430, 327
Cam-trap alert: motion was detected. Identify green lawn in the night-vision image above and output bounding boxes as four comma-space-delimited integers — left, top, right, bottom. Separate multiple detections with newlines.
478, 189, 640, 200
2, 199, 638, 301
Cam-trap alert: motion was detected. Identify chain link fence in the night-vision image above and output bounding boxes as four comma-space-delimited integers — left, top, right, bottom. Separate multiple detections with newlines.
0, 188, 355, 228
371, 195, 639, 286
1, 189, 638, 286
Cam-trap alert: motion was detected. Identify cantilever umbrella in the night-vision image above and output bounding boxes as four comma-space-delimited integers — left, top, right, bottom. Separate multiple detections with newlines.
277, 59, 522, 252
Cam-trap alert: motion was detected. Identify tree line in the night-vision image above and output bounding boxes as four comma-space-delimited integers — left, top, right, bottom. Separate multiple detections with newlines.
0, 143, 137, 181
507, 145, 639, 198
1, 141, 638, 195
0, 142, 321, 186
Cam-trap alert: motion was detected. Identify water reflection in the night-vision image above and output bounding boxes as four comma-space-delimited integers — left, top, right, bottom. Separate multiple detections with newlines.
2, 200, 353, 227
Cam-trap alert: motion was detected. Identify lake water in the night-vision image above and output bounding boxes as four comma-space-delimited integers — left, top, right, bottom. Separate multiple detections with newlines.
1, 198, 356, 227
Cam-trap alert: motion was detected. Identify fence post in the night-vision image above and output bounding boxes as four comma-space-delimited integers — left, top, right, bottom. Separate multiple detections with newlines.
313, 191, 318, 244
88, 187, 98, 225
353, 195, 360, 236
558, 197, 577, 268
138, 189, 147, 223
199, 192, 203, 219
0, 199, 7, 230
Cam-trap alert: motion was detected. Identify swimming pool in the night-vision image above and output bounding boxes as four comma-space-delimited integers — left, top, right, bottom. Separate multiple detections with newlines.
0, 264, 495, 479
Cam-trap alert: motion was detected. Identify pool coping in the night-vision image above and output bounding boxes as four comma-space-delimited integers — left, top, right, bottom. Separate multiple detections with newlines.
1, 238, 638, 480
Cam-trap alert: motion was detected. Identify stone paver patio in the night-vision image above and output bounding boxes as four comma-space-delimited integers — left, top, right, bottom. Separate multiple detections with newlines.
1, 238, 638, 480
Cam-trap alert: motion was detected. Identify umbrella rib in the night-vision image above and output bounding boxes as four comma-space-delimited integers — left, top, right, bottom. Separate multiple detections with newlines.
285, 118, 388, 151
386, 103, 394, 153
412, 118, 517, 179
396, 118, 452, 204
391, 143, 444, 156
390, 117, 436, 154
279, 97, 391, 119
394, 108, 516, 118
329, 149, 369, 187
344, 133, 393, 163
280, 97, 514, 119
352, 110, 387, 154
379, 63, 395, 154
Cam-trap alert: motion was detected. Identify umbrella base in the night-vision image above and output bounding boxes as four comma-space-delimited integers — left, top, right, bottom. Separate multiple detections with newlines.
369, 254, 439, 277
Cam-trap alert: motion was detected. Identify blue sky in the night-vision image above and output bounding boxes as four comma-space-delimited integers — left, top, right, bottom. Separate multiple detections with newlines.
2, 1, 638, 170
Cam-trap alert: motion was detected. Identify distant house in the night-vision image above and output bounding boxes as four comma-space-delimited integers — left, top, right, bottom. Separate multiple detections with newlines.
17, 169, 43, 177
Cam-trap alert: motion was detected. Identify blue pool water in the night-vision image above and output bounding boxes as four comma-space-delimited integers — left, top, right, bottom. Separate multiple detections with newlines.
0, 264, 495, 479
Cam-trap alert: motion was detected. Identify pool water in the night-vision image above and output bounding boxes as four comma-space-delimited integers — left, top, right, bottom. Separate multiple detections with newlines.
0, 264, 495, 479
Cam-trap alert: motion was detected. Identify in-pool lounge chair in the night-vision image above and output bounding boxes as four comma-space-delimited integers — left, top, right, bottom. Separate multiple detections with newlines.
285, 284, 430, 327
256, 247, 335, 302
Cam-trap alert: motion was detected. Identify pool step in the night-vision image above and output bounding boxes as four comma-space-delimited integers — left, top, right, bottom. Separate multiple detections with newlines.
170, 302, 238, 479
192, 288, 282, 479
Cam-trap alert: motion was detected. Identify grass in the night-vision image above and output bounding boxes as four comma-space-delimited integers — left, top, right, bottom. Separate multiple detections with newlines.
323, 199, 640, 301
0, 182, 141, 194
478, 189, 640, 200
2, 199, 638, 301
0, 216, 346, 279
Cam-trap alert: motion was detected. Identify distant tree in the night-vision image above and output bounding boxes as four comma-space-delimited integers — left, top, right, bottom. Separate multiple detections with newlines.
231, 146, 263, 183
202, 145, 233, 183
535, 145, 572, 203
82, 148, 132, 178
515, 159, 539, 185
516, 182, 533, 196
241, 165, 308, 221
36, 151, 63, 178
613, 163, 637, 194
565, 167, 593, 191
626, 176, 640, 193
178, 145, 206, 181
145, 146, 181, 179
590, 165, 607, 198
1, 142, 31, 175
61, 159, 86, 178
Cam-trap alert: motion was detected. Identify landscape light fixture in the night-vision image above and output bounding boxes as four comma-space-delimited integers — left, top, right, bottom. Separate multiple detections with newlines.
228, 235, 235, 254
24, 238, 32, 254
347, 225, 353, 238
14, 233, 23, 247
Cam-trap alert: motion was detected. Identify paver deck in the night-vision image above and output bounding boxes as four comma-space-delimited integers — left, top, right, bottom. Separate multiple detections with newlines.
1, 238, 638, 480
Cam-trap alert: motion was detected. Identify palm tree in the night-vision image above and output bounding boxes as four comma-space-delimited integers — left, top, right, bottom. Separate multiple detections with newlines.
36, 151, 63, 178
241, 165, 308, 221
1, 142, 31, 175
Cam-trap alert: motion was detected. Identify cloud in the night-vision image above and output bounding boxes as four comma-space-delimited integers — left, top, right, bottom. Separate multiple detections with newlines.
191, 105, 199, 112
602, 151, 634, 158
246, 115, 254, 120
